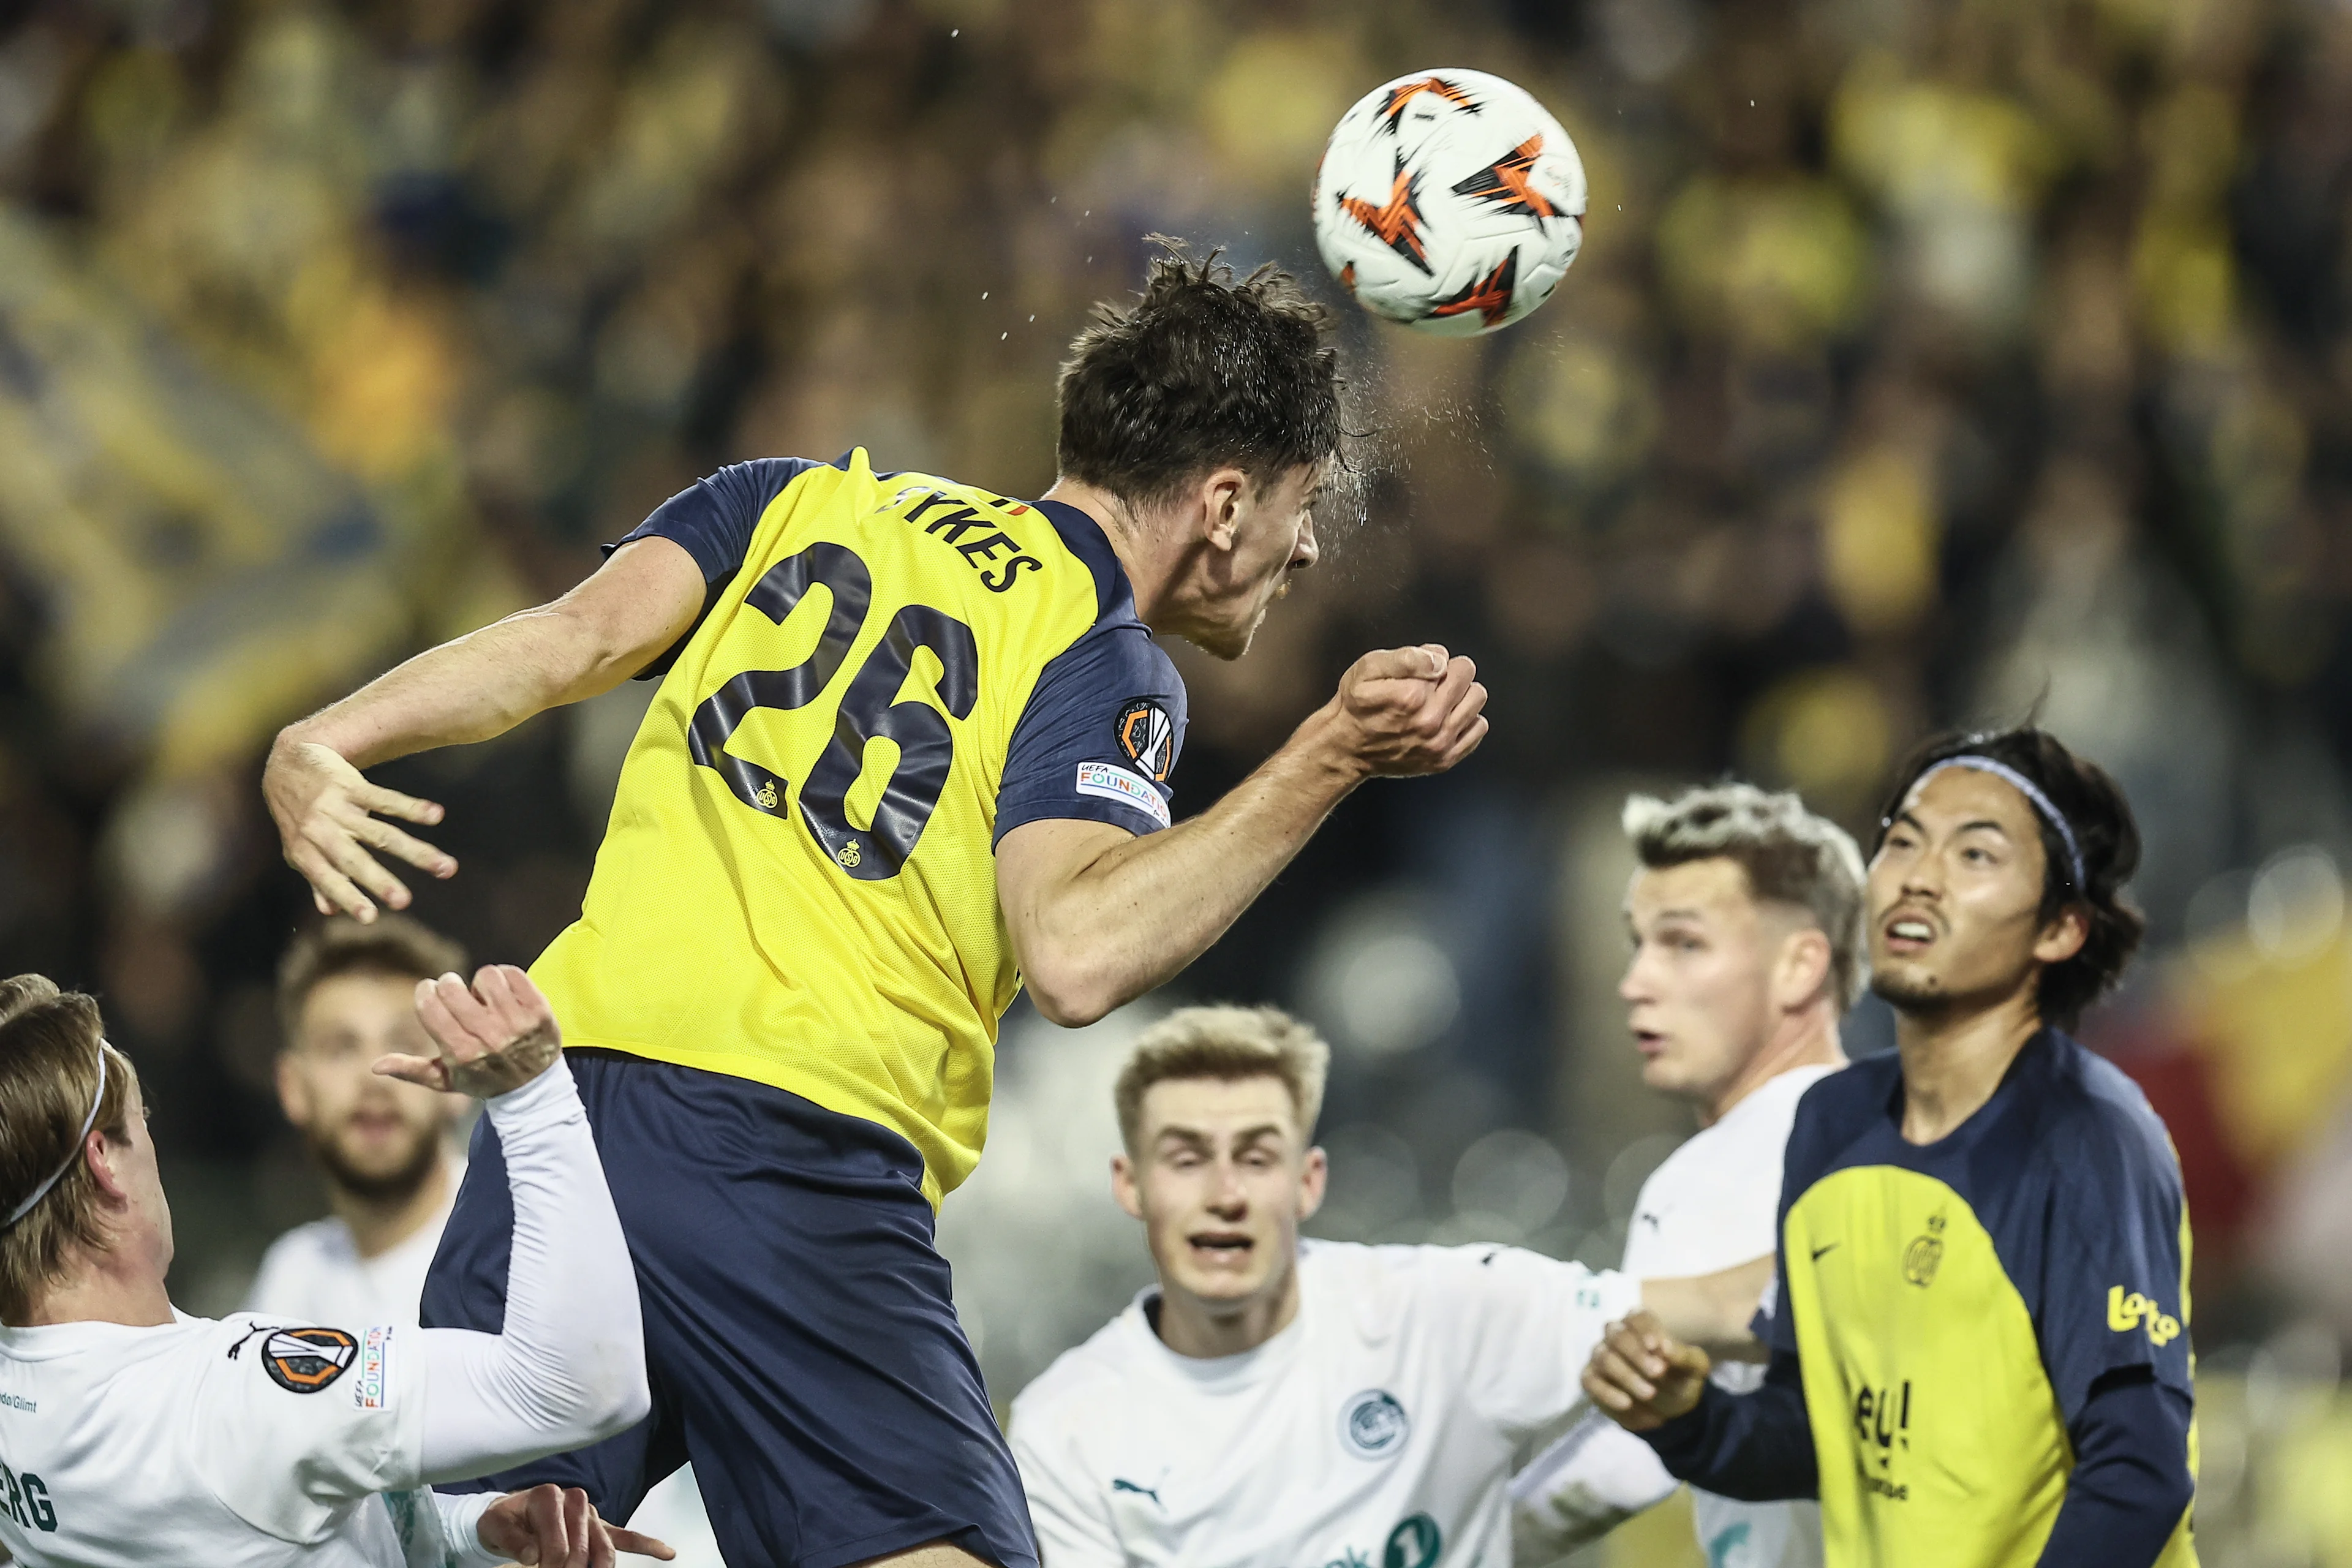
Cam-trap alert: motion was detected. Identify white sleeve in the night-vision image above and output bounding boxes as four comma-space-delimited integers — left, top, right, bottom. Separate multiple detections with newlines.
1509, 1407, 1679, 1555
428, 1489, 507, 1568
415, 1059, 651, 1483
1009, 1400, 1126, 1568
1441, 1246, 1643, 1439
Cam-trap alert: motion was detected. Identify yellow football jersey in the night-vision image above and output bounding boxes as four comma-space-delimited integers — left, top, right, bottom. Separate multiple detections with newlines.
532, 452, 1186, 1203
1772, 1034, 2198, 1567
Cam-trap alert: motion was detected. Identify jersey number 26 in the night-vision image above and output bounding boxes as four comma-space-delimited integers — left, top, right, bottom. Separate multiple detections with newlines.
688, 541, 978, 881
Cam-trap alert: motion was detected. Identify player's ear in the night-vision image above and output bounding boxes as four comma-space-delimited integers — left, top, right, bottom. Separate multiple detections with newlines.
1772, 926, 1833, 1013
274, 1050, 313, 1129
1297, 1145, 1329, 1221
1110, 1151, 1145, 1221
84, 1128, 135, 1208
1199, 467, 1249, 553
2032, 903, 2089, 967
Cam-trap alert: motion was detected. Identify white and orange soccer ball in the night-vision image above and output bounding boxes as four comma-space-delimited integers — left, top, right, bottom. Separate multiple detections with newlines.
1311, 69, 1588, 336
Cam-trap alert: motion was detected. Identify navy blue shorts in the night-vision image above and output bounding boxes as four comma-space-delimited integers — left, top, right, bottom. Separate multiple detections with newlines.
421, 1050, 1038, 1568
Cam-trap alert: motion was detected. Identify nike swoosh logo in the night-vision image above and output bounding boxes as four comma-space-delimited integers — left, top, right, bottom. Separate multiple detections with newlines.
1811, 1242, 1841, 1261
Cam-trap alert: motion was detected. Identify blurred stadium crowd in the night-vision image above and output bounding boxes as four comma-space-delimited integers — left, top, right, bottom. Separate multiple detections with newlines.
2, 0, 2352, 1561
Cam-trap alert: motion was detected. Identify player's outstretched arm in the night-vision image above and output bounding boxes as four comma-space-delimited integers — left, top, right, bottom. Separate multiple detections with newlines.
998, 644, 1487, 1026
398, 967, 652, 1483
1638, 1253, 1774, 1360
265, 535, 707, 922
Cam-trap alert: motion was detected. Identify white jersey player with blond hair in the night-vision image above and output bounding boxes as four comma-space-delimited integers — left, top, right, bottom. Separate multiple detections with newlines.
1510, 782, 1866, 1568
0, 965, 668, 1568
1008, 1005, 1776, 1568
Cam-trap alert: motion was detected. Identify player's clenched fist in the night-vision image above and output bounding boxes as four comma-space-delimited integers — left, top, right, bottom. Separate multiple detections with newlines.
1321, 643, 1489, 778
381, 963, 565, 1098
1583, 1309, 1713, 1433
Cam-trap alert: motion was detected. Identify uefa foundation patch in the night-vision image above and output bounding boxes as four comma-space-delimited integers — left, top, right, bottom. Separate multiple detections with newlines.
1075, 761, 1170, 829
352, 1325, 395, 1410
262, 1327, 358, 1395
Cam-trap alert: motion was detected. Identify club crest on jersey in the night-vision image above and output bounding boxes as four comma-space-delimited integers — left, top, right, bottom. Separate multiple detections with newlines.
1340, 1389, 1409, 1458
1115, 699, 1175, 782
261, 1327, 358, 1394
1902, 1211, 1946, 1288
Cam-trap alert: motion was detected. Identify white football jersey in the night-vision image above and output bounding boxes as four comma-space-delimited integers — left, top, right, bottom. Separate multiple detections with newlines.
0, 1311, 475, 1567
1525, 1065, 1834, 1568
1010, 1239, 1639, 1568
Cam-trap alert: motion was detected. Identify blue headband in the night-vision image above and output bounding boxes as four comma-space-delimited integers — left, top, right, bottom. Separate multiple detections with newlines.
2, 1040, 108, 1232
1914, 756, 2086, 892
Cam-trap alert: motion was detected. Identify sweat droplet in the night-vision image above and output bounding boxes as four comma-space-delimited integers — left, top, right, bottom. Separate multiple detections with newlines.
981, 291, 989, 300
1028, 314, 1035, 322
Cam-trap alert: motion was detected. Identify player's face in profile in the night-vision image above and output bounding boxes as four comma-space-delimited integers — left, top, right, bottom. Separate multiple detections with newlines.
1868, 767, 2073, 1014
1116, 1075, 1327, 1309
1621, 858, 1781, 1104
1193, 461, 1326, 660
277, 973, 461, 1200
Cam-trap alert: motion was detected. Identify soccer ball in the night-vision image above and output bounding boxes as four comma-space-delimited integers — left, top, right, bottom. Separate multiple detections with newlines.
1311, 68, 1587, 336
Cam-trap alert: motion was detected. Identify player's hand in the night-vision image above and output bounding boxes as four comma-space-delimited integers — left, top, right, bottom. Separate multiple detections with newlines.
1319, 644, 1488, 779
382, 964, 564, 1098
1582, 1309, 1712, 1433
478, 1483, 676, 1566
264, 731, 454, 922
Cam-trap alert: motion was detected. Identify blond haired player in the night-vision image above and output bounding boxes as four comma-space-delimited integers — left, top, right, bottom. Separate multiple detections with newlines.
1009, 1006, 1773, 1568
1512, 783, 1863, 1568
0, 968, 663, 1567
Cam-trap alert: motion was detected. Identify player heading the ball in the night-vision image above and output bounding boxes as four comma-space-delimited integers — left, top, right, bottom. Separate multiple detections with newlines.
262, 243, 1487, 1568
0, 967, 668, 1568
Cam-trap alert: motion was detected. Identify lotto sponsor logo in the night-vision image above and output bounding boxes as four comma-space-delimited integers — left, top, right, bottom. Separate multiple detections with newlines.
2107, 1286, 2182, 1346
353, 1325, 394, 1411
1074, 761, 1170, 829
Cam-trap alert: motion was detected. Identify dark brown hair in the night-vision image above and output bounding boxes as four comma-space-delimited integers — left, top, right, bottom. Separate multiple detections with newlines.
1057, 241, 1342, 507
277, 916, 466, 1044
0, 976, 138, 1324
1873, 728, 2145, 1030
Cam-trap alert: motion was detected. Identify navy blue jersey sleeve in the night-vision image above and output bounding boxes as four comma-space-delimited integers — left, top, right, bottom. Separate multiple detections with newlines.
607, 457, 823, 679
613, 458, 823, 584
993, 619, 1188, 844
2036, 1373, 2196, 1567
2038, 1090, 2195, 1422
1757, 1070, 1849, 1355
1641, 1349, 1818, 1502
